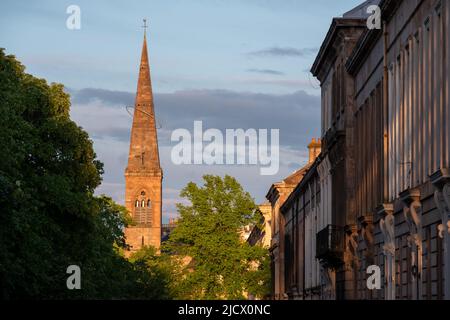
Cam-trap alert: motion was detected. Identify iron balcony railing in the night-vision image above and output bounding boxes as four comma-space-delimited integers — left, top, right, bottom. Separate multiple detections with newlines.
316, 225, 345, 267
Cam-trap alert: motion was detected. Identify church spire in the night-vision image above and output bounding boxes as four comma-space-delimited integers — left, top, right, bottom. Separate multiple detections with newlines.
126, 22, 161, 172
124, 21, 163, 254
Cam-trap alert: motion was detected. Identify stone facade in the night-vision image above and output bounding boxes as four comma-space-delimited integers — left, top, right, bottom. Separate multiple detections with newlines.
275, 0, 450, 300
267, 139, 321, 300
248, 202, 272, 248
281, 160, 322, 300
310, 7, 368, 299
347, 0, 450, 300
124, 33, 163, 254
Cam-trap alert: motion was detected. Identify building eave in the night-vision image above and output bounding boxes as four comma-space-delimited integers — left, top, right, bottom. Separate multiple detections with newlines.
266, 182, 283, 203
346, 0, 403, 75
280, 157, 321, 214
311, 18, 367, 78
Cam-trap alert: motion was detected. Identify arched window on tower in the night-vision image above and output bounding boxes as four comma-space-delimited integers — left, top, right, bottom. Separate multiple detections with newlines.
134, 191, 152, 225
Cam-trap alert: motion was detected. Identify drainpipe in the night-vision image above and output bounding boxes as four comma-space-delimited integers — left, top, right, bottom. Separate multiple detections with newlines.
303, 196, 306, 300
383, 21, 389, 202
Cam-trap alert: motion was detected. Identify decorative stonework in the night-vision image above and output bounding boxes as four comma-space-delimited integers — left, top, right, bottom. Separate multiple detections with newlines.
344, 224, 359, 270
377, 203, 395, 300
431, 169, 450, 238
400, 189, 422, 234
431, 168, 450, 299
435, 187, 450, 238
358, 214, 374, 264
378, 204, 395, 256
400, 188, 422, 299
320, 267, 336, 300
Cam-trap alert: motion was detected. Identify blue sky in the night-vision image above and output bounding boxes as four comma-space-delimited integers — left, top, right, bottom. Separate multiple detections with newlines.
1, 0, 363, 94
1, 0, 365, 222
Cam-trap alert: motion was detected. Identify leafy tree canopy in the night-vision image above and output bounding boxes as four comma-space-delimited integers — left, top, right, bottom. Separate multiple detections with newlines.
0, 49, 170, 299
165, 175, 271, 300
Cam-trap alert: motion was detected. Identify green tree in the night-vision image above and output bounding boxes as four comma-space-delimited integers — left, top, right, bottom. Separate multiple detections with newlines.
165, 175, 271, 300
129, 246, 183, 300
0, 49, 169, 299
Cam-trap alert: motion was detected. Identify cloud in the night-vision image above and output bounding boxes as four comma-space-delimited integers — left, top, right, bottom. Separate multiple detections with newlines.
69, 88, 321, 216
248, 47, 318, 58
69, 88, 134, 106
237, 77, 312, 88
246, 68, 285, 76
70, 88, 320, 149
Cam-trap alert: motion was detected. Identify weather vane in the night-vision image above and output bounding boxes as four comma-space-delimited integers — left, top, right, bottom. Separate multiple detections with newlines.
142, 18, 148, 35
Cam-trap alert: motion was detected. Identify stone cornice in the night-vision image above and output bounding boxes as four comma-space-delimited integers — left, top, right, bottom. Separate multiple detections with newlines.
125, 168, 162, 178
344, 224, 357, 235
376, 203, 394, 221
399, 188, 421, 206
346, 0, 403, 75
311, 18, 367, 80
358, 213, 374, 227
430, 168, 450, 189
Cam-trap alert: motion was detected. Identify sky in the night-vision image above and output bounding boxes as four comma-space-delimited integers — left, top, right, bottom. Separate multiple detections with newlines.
1, 0, 365, 222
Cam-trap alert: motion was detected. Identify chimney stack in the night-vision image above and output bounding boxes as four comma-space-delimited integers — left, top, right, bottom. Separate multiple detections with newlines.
307, 138, 322, 164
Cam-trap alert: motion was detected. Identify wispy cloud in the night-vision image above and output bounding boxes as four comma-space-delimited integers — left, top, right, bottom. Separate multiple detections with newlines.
238, 77, 311, 88
70, 88, 320, 218
248, 46, 318, 58
70, 88, 320, 148
246, 68, 285, 76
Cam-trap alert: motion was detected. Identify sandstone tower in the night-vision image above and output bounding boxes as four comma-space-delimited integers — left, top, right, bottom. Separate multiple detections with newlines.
124, 28, 162, 253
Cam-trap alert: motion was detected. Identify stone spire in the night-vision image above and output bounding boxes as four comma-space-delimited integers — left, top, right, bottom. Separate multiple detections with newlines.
124, 25, 163, 254
126, 31, 161, 172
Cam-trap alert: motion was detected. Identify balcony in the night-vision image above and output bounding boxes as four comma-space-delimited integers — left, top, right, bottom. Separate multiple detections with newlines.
316, 225, 345, 268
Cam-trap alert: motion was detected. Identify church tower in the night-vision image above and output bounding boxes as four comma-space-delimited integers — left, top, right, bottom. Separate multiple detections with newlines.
125, 24, 162, 253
